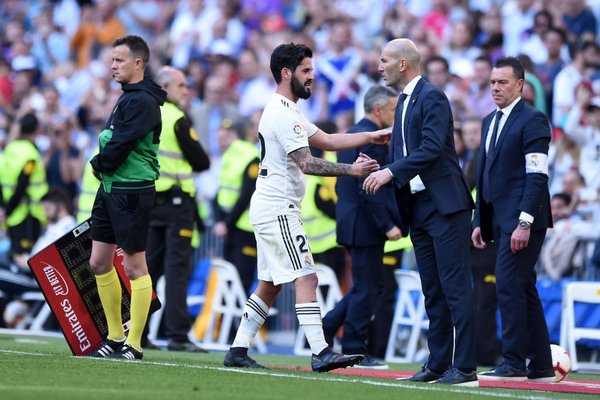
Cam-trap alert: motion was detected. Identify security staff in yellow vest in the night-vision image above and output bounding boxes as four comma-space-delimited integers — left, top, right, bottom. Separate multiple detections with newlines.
77, 148, 100, 223
212, 121, 259, 295
300, 148, 347, 285
300, 120, 348, 285
144, 66, 210, 352
0, 113, 48, 259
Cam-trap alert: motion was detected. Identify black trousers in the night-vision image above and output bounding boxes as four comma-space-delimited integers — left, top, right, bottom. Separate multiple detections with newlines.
222, 227, 257, 295
368, 249, 404, 358
145, 188, 196, 342
410, 191, 475, 371
322, 244, 385, 354
470, 241, 502, 366
313, 246, 347, 285
493, 226, 552, 371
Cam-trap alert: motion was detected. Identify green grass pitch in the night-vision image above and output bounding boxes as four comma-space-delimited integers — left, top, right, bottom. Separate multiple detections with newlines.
1, 332, 598, 400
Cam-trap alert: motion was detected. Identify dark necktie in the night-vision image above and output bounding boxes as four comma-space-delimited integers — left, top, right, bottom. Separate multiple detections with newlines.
391, 93, 408, 162
482, 110, 503, 203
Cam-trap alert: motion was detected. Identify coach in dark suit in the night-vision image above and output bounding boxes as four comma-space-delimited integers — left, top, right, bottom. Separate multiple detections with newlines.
473, 57, 554, 382
322, 85, 405, 369
364, 39, 477, 386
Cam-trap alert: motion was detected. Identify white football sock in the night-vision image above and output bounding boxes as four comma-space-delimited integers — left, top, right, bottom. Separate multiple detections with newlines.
296, 302, 328, 355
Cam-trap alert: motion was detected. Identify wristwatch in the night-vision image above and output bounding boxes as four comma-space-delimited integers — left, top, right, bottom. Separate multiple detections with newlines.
518, 220, 532, 230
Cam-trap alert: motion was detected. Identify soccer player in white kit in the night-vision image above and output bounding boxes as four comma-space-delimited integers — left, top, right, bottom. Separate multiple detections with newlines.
223, 43, 391, 372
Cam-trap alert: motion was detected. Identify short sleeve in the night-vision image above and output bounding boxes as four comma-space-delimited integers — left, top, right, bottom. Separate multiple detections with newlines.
274, 109, 312, 154
303, 114, 318, 138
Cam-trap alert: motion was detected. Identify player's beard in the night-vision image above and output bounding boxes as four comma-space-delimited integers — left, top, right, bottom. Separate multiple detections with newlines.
291, 74, 311, 99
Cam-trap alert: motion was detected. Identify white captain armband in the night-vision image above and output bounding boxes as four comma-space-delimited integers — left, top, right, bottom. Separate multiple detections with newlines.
525, 153, 548, 175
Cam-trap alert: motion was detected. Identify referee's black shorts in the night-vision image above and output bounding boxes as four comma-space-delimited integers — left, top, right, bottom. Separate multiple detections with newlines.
91, 185, 155, 252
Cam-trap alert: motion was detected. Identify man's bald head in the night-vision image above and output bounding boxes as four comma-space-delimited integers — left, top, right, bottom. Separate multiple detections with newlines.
379, 38, 421, 91
384, 39, 421, 69
156, 66, 187, 107
156, 66, 183, 87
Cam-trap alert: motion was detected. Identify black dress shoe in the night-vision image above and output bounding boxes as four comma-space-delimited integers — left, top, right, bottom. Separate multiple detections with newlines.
527, 368, 555, 382
401, 366, 443, 382
167, 340, 208, 353
353, 354, 389, 370
478, 363, 527, 381
434, 368, 479, 386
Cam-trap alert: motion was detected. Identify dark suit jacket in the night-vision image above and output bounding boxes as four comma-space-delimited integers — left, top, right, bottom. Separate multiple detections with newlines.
388, 78, 473, 222
336, 118, 406, 247
473, 99, 553, 241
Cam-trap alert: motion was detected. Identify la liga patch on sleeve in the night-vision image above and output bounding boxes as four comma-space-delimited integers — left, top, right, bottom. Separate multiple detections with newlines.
292, 122, 303, 137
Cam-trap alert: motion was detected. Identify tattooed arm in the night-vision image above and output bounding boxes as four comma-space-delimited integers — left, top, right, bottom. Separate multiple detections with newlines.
308, 129, 391, 151
289, 147, 379, 177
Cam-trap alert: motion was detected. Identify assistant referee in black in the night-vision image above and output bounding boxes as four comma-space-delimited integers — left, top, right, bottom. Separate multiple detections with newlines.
89, 35, 167, 360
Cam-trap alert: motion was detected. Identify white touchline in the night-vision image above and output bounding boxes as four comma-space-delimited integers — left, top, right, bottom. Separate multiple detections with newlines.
0, 349, 571, 400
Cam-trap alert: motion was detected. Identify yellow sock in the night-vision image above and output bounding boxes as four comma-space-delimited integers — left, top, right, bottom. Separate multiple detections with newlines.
95, 268, 125, 341
126, 274, 152, 350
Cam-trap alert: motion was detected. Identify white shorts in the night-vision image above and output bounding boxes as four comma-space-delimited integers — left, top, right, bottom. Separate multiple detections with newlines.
253, 214, 316, 285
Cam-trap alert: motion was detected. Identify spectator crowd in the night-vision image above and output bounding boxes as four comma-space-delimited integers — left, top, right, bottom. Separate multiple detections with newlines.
1, 0, 600, 328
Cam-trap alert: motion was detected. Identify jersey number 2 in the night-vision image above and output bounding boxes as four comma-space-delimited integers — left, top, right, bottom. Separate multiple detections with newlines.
295, 235, 309, 253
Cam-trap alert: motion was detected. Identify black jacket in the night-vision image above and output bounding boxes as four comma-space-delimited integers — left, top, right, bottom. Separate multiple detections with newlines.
91, 75, 167, 173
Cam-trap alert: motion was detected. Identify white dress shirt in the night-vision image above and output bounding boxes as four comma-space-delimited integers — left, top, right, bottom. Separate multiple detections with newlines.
399, 75, 426, 194
485, 96, 535, 223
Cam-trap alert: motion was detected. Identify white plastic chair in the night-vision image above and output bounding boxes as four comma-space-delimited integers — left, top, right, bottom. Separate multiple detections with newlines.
559, 281, 600, 371
193, 258, 267, 353
293, 263, 342, 356
147, 276, 206, 344
16, 291, 52, 331
385, 269, 430, 363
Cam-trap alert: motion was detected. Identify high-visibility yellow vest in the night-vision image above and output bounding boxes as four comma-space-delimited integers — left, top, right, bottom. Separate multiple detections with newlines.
0, 140, 48, 226
155, 102, 196, 195
471, 187, 476, 220
77, 149, 100, 223
322, 151, 337, 202
384, 235, 413, 253
301, 175, 337, 254
216, 139, 258, 232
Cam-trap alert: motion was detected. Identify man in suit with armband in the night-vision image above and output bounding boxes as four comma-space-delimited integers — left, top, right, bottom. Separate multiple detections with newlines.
473, 57, 554, 382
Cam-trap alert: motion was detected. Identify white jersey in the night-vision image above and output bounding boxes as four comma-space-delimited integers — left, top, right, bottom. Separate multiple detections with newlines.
250, 93, 318, 225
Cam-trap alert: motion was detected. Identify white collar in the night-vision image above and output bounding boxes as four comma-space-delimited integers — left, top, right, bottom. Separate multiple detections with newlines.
497, 96, 521, 117
402, 75, 422, 96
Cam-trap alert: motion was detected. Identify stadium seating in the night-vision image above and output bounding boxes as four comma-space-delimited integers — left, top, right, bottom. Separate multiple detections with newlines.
12, 291, 52, 331
150, 258, 267, 352
190, 258, 267, 352
385, 269, 429, 363
147, 275, 205, 344
560, 281, 600, 371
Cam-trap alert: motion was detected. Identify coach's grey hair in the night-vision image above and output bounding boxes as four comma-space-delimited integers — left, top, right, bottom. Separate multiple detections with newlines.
363, 85, 397, 114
